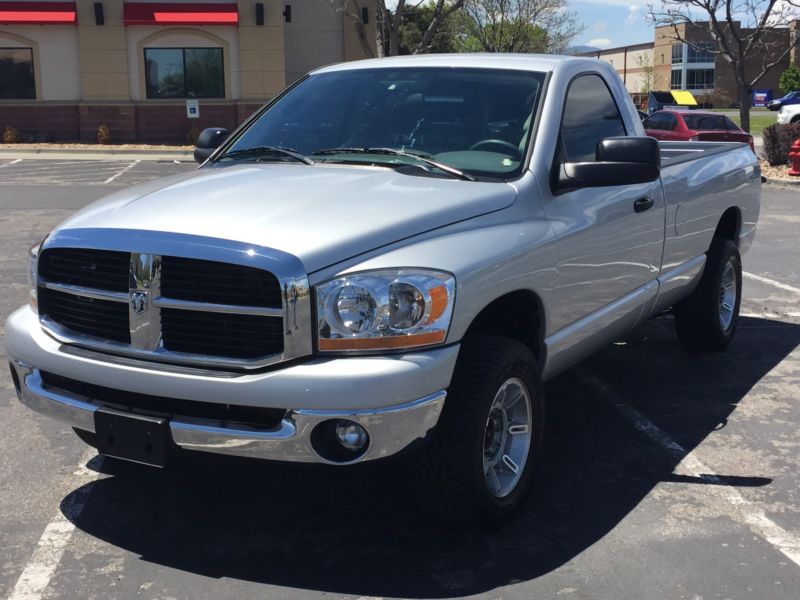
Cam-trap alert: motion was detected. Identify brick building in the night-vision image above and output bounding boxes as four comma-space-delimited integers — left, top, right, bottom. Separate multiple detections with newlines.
0, 0, 375, 143
582, 20, 800, 107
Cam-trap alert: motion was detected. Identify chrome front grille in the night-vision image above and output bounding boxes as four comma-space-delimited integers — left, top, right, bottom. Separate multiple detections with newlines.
35, 231, 312, 370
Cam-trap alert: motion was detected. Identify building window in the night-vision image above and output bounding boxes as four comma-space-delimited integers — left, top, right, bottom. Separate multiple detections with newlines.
670, 69, 683, 89
686, 68, 714, 89
687, 42, 715, 63
144, 48, 224, 99
0, 48, 35, 100
671, 44, 683, 64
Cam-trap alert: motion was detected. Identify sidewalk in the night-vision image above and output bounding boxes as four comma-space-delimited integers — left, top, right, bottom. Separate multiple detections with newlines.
0, 145, 193, 161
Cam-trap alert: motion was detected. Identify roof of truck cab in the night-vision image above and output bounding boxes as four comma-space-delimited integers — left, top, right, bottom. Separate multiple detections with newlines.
312, 53, 601, 74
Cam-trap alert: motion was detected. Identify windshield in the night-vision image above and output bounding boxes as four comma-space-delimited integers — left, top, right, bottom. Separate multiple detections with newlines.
223, 67, 546, 180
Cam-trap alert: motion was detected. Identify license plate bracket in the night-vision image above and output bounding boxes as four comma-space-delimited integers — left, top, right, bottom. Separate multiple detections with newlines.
94, 407, 169, 468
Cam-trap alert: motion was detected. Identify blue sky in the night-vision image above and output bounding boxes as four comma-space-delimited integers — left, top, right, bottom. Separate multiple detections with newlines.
571, 0, 653, 50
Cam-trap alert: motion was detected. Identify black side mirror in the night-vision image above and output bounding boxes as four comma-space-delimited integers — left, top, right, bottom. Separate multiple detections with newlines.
557, 136, 660, 192
194, 127, 230, 164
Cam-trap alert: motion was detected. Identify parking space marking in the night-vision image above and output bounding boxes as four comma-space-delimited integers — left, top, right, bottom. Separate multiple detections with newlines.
744, 272, 800, 295
7, 449, 102, 600
580, 369, 800, 567
0, 158, 23, 168
103, 159, 140, 184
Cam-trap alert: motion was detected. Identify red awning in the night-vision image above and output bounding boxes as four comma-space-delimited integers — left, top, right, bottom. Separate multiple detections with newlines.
0, 2, 77, 24
123, 2, 238, 26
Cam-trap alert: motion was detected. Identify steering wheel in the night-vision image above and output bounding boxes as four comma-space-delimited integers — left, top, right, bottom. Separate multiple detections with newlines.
468, 139, 522, 160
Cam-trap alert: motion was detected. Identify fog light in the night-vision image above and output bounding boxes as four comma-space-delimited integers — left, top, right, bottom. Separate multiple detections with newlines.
335, 420, 368, 450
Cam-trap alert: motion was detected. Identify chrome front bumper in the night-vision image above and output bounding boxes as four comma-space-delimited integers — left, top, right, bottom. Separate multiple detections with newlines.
9, 361, 446, 465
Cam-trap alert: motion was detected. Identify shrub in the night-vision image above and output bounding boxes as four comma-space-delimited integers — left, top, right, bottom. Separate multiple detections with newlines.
97, 124, 112, 145
762, 123, 800, 165
778, 64, 800, 95
3, 126, 21, 144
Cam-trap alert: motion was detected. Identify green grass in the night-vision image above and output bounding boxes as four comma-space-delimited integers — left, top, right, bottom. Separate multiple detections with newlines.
707, 107, 770, 113
727, 113, 775, 135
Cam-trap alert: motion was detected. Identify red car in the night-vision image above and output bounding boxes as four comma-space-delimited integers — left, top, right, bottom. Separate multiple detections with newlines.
643, 110, 754, 151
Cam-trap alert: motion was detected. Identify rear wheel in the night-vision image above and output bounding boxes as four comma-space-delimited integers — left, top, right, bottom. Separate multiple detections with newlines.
674, 238, 742, 351
414, 335, 543, 525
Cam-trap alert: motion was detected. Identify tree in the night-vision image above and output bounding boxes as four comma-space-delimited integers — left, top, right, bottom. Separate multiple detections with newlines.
636, 52, 655, 94
332, 0, 465, 57
778, 63, 800, 94
457, 0, 583, 54
400, 1, 461, 53
648, 0, 800, 133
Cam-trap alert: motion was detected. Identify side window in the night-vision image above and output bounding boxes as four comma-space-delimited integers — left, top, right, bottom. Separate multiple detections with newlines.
665, 114, 677, 130
560, 74, 626, 162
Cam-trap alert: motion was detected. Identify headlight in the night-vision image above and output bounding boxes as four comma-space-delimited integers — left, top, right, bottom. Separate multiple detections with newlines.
315, 269, 455, 352
28, 240, 42, 313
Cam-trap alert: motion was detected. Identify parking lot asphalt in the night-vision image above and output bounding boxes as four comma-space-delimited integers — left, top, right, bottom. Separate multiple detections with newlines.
0, 160, 798, 600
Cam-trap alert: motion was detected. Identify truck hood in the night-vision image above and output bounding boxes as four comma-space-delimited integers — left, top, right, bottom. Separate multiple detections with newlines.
55, 163, 517, 272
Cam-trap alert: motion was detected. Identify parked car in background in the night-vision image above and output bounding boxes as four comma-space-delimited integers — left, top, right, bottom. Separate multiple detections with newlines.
644, 110, 754, 152
777, 103, 800, 124
767, 91, 800, 111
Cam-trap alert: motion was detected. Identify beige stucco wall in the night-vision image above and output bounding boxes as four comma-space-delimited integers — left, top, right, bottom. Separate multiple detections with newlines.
342, 9, 376, 63
238, 0, 286, 100
283, 0, 344, 84
588, 45, 654, 94
75, 0, 129, 99
0, 26, 80, 101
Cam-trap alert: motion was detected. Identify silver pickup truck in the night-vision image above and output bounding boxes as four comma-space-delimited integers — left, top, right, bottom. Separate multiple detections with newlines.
6, 55, 760, 523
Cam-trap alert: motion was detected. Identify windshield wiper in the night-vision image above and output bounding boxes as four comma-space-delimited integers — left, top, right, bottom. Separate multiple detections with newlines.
217, 146, 313, 165
311, 147, 476, 181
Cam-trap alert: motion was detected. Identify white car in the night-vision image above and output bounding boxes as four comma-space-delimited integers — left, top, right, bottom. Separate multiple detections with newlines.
777, 104, 800, 124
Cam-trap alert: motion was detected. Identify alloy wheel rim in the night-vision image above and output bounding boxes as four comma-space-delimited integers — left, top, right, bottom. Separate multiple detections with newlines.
483, 377, 533, 498
719, 259, 737, 331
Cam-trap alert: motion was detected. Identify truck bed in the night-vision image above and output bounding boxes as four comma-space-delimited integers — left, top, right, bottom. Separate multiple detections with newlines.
659, 140, 752, 167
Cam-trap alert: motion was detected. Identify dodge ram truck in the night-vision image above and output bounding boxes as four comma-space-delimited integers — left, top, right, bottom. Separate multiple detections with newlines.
6, 55, 761, 523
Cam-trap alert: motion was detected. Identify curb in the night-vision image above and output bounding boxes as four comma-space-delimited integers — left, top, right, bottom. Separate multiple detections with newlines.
764, 175, 800, 186
0, 148, 193, 161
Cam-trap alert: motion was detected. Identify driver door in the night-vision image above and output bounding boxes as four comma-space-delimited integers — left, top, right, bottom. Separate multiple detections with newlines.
540, 74, 665, 337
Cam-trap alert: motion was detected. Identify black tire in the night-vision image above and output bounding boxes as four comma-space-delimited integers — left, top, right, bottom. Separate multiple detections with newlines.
414, 335, 543, 525
674, 238, 742, 351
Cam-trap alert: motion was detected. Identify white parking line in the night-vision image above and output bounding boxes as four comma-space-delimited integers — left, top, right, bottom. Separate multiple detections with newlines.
581, 370, 800, 567
103, 160, 140, 184
743, 272, 800, 295
0, 158, 23, 168
8, 449, 102, 600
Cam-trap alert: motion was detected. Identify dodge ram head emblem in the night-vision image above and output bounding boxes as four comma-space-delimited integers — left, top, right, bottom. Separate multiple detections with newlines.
130, 290, 148, 314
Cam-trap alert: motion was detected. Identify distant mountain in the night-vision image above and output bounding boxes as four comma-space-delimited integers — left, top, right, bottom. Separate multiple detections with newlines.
567, 45, 600, 56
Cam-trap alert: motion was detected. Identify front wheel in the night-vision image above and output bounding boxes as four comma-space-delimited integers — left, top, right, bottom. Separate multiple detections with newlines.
674, 238, 742, 351
414, 336, 543, 525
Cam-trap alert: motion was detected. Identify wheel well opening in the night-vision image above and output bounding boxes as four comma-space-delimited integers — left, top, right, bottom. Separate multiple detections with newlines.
713, 207, 741, 245
465, 291, 543, 361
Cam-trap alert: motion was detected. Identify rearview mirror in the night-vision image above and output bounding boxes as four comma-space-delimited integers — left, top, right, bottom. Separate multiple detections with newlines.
194, 127, 230, 164
557, 136, 660, 192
